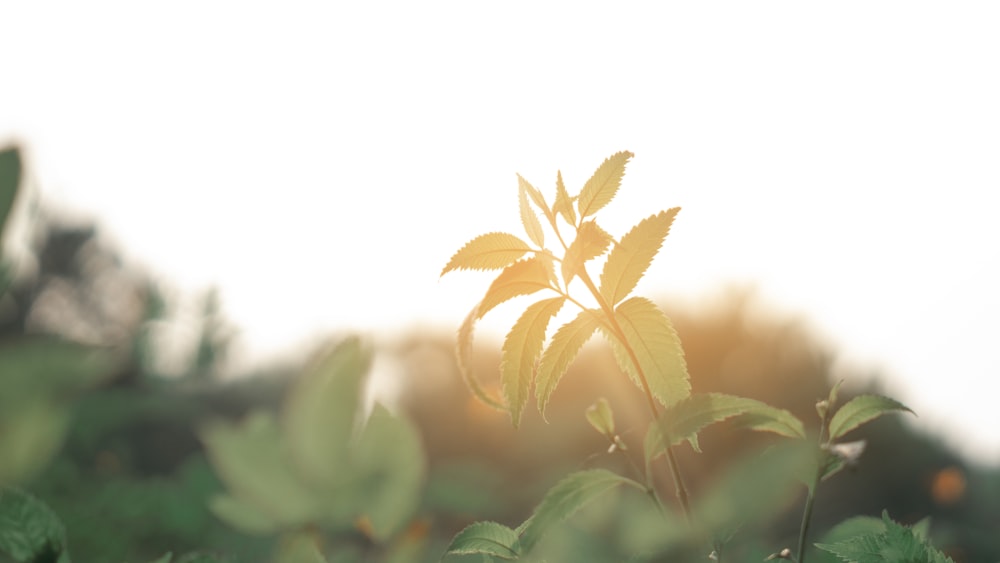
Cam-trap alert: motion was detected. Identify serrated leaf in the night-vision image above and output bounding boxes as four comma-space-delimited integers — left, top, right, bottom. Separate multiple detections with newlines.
602, 297, 690, 409
478, 258, 553, 319
284, 337, 371, 491
456, 304, 507, 411
501, 297, 566, 427
561, 221, 612, 285
815, 510, 954, 563
518, 178, 546, 247
586, 398, 615, 437
518, 469, 642, 553
444, 521, 520, 560
553, 171, 576, 226
535, 310, 602, 417
828, 395, 914, 441
644, 393, 805, 464
0, 146, 21, 242
577, 151, 632, 219
441, 232, 534, 276
0, 487, 68, 563
599, 208, 680, 306
518, 173, 550, 216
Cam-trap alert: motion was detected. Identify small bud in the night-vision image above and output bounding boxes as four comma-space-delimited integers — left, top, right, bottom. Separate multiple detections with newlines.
586, 398, 616, 437
765, 548, 793, 560
815, 399, 829, 420
708, 550, 718, 561
612, 434, 629, 452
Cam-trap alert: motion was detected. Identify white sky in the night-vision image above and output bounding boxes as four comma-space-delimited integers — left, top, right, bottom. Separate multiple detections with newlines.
2, 3, 999, 464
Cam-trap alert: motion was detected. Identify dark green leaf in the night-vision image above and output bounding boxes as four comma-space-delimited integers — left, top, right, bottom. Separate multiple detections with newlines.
0, 488, 68, 563
0, 146, 21, 242
815, 510, 954, 563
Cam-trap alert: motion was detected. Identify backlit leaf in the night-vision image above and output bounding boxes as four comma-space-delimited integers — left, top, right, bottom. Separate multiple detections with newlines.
441, 232, 534, 276
444, 521, 520, 560
577, 151, 632, 219
553, 171, 577, 226
828, 395, 914, 441
561, 221, 612, 285
535, 310, 602, 417
644, 393, 805, 463
602, 297, 689, 409
501, 297, 566, 427
599, 208, 679, 306
518, 177, 545, 247
478, 258, 553, 319
518, 469, 642, 554
200, 412, 319, 528
518, 173, 550, 217
456, 304, 507, 410
284, 338, 371, 491
585, 398, 615, 437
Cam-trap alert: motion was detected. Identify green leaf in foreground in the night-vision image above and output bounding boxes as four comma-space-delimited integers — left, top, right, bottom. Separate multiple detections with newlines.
444, 521, 520, 560
815, 510, 954, 563
517, 469, 643, 554
0, 487, 69, 563
828, 395, 914, 441
644, 393, 805, 464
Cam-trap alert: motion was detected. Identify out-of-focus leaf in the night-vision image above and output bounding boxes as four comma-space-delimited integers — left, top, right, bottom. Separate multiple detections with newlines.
585, 398, 615, 437
200, 412, 318, 530
693, 443, 813, 539
444, 521, 520, 560
0, 487, 68, 563
0, 146, 21, 240
0, 338, 114, 403
283, 337, 371, 491
828, 395, 914, 440
273, 531, 328, 563
345, 404, 426, 541
456, 304, 507, 411
518, 469, 642, 554
0, 401, 69, 486
207, 494, 280, 536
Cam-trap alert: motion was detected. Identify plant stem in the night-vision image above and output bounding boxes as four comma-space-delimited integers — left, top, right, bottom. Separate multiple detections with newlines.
797, 409, 831, 563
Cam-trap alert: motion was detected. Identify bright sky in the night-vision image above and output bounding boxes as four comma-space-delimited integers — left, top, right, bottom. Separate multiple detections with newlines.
2, 3, 998, 464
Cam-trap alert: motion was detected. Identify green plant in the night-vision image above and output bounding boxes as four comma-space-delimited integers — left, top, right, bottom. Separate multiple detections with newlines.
439, 152, 949, 562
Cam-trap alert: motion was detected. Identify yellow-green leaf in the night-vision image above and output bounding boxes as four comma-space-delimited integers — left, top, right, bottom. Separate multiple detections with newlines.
599, 208, 680, 306
456, 304, 507, 411
441, 232, 534, 276
553, 170, 576, 226
501, 297, 566, 427
561, 220, 612, 285
601, 297, 689, 409
518, 177, 545, 247
585, 398, 615, 437
478, 258, 553, 319
644, 393, 805, 464
828, 395, 914, 441
577, 151, 632, 219
535, 310, 602, 417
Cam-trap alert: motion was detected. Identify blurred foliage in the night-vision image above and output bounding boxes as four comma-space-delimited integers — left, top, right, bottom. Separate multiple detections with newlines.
0, 141, 998, 561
